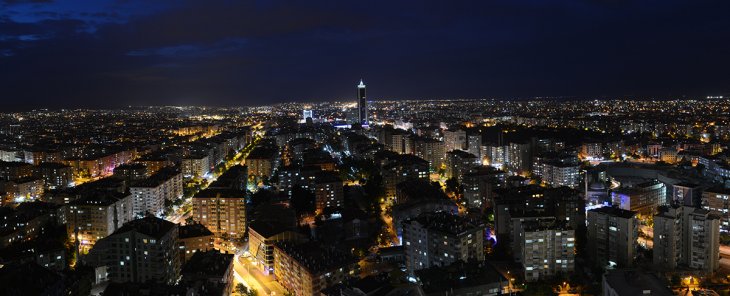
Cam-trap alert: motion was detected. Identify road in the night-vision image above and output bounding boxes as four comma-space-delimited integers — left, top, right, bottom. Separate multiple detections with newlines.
379, 202, 399, 246
167, 208, 191, 225
233, 253, 287, 296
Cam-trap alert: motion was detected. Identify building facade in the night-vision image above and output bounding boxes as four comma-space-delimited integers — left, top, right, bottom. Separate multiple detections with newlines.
402, 212, 485, 275
587, 207, 638, 268
653, 205, 720, 272
192, 189, 247, 239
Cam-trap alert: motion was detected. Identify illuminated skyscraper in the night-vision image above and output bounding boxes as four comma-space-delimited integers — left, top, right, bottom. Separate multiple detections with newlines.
357, 79, 367, 126
302, 109, 313, 121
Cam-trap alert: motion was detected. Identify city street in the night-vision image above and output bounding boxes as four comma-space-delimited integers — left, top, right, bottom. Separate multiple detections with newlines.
232, 252, 287, 296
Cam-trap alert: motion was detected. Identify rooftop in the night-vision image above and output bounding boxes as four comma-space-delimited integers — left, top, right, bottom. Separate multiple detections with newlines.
274, 241, 357, 275
69, 190, 130, 206
193, 188, 247, 199
181, 250, 233, 279
130, 167, 180, 188
404, 211, 484, 235
112, 216, 177, 239
589, 206, 637, 219
603, 269, 673, 296
247, 146, 278, 159
249, 220, 294, 238
179, 223, 213, 239
416, 260, 506, 293
314, 170, 342, 184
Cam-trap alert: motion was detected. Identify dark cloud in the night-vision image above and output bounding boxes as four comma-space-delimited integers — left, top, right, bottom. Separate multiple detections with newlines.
1, 0, 729, 111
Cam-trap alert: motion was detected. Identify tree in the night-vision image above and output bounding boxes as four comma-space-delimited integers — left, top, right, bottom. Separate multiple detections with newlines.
445, 177, 462, 196
362, 173, 385, 214
236, 283, 248, 296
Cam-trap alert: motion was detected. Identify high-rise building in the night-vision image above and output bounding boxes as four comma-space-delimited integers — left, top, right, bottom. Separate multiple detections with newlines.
303, 109, 313, 121
192, 189, 247, 239
182, 153, 210, 179
462, 166, 506, 208
672, 182, 701, 207
507, 142, 531, 174
466, 133, 483, 160
35, 162, 73, 190
0, 161, 34, 181
357, 79, 368, 126
493, 185, 584, 239
443, 129, 467, 152
382, 155, 430, 198
653, 205, 720, 272
483, 144, 509, 168
414, 137, 445, 171
587, 207, 638, 268
445, 150, 479, 182
86, 216, 181, 285
313, 171, 344, 213
702, 187, 730, 233
246, 145, 279, 184
67, 191, 134, 248
541, 162, 580, 188
516, 219, 575, 282
402, 212, 485, 275
129, 167, 183, 218
273, 241, 357, 296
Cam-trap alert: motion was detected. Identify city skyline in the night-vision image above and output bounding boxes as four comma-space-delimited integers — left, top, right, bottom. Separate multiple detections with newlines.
1, 1, 730, 111
3, 1, 730, 295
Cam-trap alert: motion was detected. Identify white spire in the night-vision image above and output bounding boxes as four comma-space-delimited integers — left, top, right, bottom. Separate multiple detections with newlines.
358, 79, 366, 88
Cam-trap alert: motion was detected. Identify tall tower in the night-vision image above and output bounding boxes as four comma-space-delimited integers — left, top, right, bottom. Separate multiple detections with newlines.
357, 79, 368, 126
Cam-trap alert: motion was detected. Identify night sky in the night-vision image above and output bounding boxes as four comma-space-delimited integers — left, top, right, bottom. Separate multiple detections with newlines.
1, 0, 729, 111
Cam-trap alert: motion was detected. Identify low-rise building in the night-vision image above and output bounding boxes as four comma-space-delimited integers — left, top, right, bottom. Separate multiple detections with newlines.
611, 180, 667, 215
